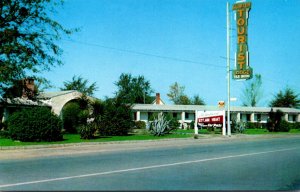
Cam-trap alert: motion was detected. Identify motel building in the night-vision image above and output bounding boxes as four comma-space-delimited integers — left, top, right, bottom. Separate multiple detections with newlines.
132, 94, 300, 129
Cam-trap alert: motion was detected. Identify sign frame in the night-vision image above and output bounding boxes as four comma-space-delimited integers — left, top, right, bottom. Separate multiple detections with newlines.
195, 110, 226, 136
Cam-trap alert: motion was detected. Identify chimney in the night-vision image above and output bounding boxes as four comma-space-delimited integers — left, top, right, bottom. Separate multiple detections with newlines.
156, 93, 160, 105
22, 78, 35, 99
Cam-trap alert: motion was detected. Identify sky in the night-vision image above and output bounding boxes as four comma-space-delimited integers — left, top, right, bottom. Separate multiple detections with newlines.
42, 0, 300, 106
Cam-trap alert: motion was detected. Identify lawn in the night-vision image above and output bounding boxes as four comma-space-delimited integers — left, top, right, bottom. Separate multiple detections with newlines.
243, 128, 300, 134
0, 132, 193, 147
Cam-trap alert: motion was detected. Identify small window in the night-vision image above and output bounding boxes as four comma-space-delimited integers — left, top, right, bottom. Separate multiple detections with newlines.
133, 112, 137, 121
257, 114, 261, 122
247, 114, 251, 121
185, 113, 189, 119
173, 113, 177, 118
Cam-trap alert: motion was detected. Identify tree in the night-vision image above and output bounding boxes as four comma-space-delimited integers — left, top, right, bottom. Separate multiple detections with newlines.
241, 74, 263, 107
167, 82, 205, 105
269, 87, 300, 109
167, 82, 186, 104
115, 73, 153, 104
61, 75, 98, 96
97, 97, 133, 136
192, 95, 205, 105
0, 0, 75, 96
177, 95, 192, 105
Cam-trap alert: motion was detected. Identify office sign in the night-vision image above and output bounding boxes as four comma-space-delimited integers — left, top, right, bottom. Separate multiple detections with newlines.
196, 110, 225, 129
232, 1, 252, 80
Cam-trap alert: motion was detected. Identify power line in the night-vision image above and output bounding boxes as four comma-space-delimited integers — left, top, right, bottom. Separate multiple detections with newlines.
62, 38, 228, 69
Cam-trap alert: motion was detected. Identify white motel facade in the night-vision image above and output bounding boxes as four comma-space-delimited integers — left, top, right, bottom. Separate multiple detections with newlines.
132, 103, 300, 127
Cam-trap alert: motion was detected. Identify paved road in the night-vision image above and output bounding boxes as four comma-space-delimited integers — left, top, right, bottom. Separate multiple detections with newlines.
1, 135, 300, 190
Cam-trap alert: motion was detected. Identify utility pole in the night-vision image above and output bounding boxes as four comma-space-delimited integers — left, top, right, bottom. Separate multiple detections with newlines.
226, 1, 231, 136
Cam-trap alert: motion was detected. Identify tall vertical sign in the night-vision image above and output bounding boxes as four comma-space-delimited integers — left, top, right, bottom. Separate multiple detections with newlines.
232, 1, 252, 80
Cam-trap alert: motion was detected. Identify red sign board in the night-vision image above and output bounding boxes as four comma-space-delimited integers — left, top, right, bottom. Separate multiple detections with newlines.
198, 115, 223, 124
196, 111, 225, 129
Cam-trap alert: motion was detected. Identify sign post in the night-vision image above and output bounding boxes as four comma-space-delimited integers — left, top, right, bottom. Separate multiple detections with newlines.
194, 110, 199, 135
227, 2, 231, 136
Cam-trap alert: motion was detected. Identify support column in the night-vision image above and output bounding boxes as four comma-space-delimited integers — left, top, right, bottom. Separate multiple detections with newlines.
194, 110, 198, 135
136, 111, 140, 121
236, 112, 241, 123
181, 112, 186, 129
250, 113, 255, 122
284, 114, 289, 121
297, 114, 300, 122
2, 108, 8, 122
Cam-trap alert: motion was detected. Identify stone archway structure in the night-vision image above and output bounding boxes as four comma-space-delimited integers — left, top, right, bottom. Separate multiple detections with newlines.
37, 90, 95, 116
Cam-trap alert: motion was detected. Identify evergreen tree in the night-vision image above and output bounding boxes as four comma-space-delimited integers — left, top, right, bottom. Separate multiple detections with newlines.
270, 87, 300, 109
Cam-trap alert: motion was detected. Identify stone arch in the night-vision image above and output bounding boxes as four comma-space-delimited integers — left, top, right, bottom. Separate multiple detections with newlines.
49, 91, 84, 116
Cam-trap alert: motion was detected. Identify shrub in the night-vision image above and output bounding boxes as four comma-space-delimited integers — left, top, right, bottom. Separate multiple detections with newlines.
278, 120, 291, 132
62, 100, 90, 133
7, 107, 63, 142
78, 123, 97, 139
0, 130, 9, 139
189, 121, 195, 130
62, 102, 82, 133
289, 122, 300, 130
245, 122, 257, 129
134, 121, 146, 129
98, 98, 133, 136
149, 113, 176, 136
267, 109, 283, 132
165, 113, 180, 130
0, 121, 9, 138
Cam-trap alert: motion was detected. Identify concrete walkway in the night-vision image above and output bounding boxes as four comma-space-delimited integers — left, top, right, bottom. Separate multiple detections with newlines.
1, 134, 300, 160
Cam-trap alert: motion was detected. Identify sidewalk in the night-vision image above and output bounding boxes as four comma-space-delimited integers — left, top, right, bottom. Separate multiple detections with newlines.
1, 134, 299, 160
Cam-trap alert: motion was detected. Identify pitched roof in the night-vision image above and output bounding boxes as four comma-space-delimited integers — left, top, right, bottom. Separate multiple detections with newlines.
132, 104, 300, 114
0, 97, 50, 107
36, 90, 77, 99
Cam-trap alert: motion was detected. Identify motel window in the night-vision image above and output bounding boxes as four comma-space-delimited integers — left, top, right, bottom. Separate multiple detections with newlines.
257, 114, 261, 122
148, 112, 153, 120
288, 115, 296, 122
173, 113, 177, 118
185, 113, 189, 119
247, 114, 251, 122
133, 112, 137, 121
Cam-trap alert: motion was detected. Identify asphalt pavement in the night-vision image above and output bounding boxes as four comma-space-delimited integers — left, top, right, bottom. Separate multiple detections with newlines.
1, 134, 300, 190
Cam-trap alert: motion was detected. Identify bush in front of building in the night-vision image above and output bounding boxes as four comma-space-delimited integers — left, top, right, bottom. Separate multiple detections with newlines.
267, 109, 283, 132
165, 113, 180, 130
245, 122, 267, 129
277, 120, 291, 132
62, 102, 82, 133
78, 122, 97, 139
134, 121, 146, 129
289, 122, 300, 130
0, 121, 9, 138
62, 101, 90, 134
149, 113, 176, 136
97, 98, 133, 136
7, 107, 63, 142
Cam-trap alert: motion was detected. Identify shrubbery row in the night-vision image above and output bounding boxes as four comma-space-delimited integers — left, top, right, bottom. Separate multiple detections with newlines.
6, 107, 63, 142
